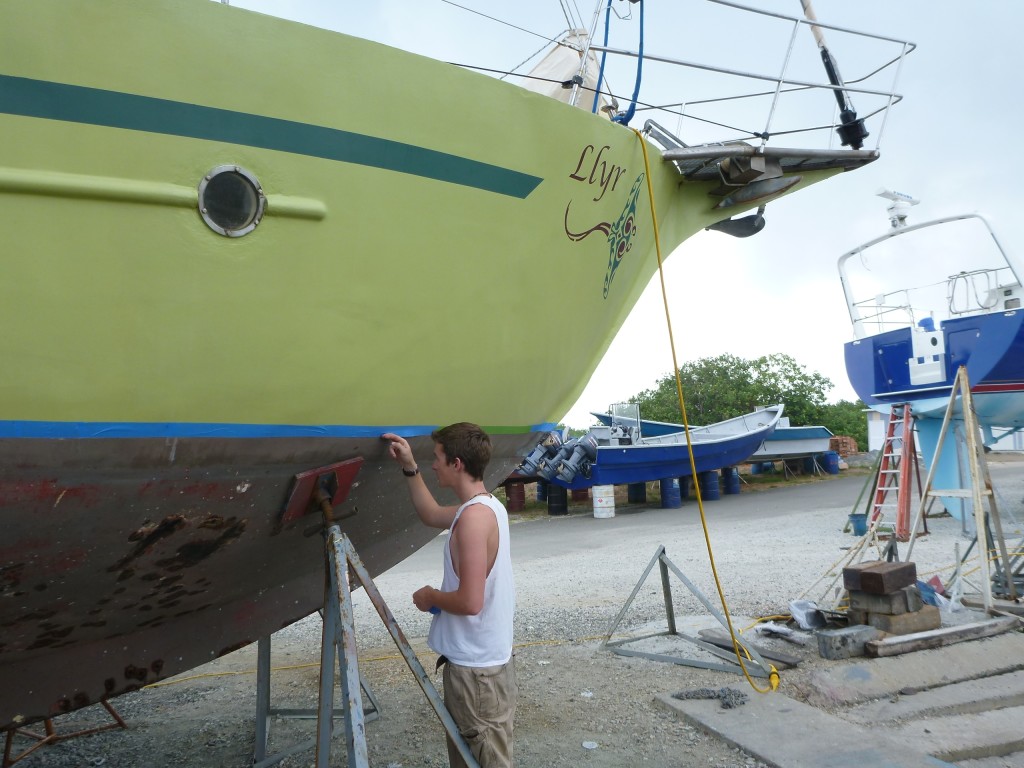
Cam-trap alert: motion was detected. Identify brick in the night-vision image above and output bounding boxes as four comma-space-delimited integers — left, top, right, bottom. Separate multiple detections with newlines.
817, 625, 884, 660
849, 585, 923, 615
844, 561, 917, 595
867, 604, 941, 634
842, 561, 886, 592
829, 436, 859, 458
860, 562, 917, 594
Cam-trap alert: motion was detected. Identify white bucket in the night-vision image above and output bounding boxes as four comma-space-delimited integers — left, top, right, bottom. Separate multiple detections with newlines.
592, 484, 615, 518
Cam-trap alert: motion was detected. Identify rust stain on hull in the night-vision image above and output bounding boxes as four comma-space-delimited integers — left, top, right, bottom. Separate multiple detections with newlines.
0, 434, 539, 731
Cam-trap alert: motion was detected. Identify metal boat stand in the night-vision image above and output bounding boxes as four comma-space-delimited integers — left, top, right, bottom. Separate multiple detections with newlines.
906, 366, 1019, 610
253, 470, 478, 768
600, 545, 773, 678
2, 700, 127, 767
251, 626, 381, 768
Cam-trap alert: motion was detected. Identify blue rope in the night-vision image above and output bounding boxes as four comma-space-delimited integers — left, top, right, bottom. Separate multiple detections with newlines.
591, 0, 613, 114
612, 0, 644, 126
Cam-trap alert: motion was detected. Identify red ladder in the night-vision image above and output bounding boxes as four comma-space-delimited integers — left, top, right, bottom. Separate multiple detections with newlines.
869, 404, 925, 541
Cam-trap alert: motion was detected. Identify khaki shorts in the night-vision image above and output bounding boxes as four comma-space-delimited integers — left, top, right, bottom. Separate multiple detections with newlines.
442, 658, 517, 768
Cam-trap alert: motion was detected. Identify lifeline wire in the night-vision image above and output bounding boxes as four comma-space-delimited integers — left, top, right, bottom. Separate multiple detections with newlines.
632, 127, 778, 693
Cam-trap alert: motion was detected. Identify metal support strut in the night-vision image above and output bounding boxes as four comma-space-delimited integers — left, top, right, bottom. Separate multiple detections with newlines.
252, 480, 479, 768
601, 545, 774, 678
3, 700, 127, 767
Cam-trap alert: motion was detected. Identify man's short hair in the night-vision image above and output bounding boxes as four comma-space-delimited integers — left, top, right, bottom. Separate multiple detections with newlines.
431, 422, 492, 481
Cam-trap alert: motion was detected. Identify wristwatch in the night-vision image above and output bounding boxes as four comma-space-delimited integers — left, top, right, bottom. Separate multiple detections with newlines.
402, 466, 420, 477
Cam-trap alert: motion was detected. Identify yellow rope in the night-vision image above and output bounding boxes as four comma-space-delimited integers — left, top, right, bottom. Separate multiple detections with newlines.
632, 128, 778, 693
151, 139, 788, 695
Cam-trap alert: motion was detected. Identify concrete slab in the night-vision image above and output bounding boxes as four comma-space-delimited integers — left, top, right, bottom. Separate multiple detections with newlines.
803, 632, 1024, 707
959, 753, 1024, 768
890, 705, 1024, 762
844, 670, 1024, 723
656, 690, 955, 768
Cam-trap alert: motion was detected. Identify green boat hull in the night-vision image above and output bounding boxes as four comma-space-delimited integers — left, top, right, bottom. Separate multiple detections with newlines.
0, 0, 852, 729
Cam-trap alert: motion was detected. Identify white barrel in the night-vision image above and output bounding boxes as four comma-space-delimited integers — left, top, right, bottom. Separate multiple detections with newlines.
592, 485, 615, 518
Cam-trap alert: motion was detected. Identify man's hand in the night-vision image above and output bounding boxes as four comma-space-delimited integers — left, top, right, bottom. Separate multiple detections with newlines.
381, 433, 416, 472
413, 585, 437, 613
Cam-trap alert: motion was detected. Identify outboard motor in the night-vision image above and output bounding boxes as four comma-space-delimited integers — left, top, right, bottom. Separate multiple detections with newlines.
554, 433, 599, 484
518, 432, 563, 476
537, 437, 577, 481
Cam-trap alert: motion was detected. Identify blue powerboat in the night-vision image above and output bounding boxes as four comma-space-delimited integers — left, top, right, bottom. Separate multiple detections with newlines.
520, 404, 783, 490
838, 192, 1024, 516
592, 412, 834, 462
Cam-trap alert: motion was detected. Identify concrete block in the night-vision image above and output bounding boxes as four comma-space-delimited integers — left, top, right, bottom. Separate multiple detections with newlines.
842, 561, 886, 591
846, 608, 868, 626
844, 560, 917, 594
868, 604, 940, 634
861, 562, 917, 594
817, 624, 884, 660
849, 585, 923, 615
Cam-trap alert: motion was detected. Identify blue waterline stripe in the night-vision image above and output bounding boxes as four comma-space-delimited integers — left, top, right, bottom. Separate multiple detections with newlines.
0, 75, 543, 199
0, 421, 557, 439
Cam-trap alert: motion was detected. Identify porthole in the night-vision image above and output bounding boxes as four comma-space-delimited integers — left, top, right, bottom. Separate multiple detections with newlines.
198, 165, 266, 237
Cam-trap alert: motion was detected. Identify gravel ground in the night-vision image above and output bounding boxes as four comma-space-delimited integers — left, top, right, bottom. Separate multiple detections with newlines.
8, 456, 1023, 768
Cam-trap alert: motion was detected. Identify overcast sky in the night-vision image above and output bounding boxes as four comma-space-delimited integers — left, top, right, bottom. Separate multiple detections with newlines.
223, 0, 1024, 428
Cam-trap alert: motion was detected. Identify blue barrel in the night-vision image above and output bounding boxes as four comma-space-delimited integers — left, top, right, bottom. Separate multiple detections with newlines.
802, 456, 817, 475
660, 478, 682, 508
750, 462, 761, 476
627, 482, 647, 504
722, 467, 740, 495
849, 513, 868, 536
547, 484, 568, 516
680, 476, 691, 500
699, 471, 720, 500
536, 480, 548, 502
822, 450, 840, 475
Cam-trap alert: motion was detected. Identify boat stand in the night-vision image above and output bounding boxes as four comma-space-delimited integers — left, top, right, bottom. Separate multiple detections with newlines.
251, 626, 381, 768
600, 545, 773, 678
905, 366, 1019, 609
253, 481, 478, 768
2, 700, 127, 768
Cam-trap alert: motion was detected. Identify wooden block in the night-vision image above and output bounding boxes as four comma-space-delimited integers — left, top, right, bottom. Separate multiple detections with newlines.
697, 629, 802, 668
842, 561, 886, 591
865, 616, 1021, 657
860, 561, 917, 595
867, 604, 940, 634
849, 585, 922, 615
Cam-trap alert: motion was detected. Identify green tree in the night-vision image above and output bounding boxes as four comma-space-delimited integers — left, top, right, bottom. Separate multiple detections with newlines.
629, 353, 832, 426
626, 353, 869, 449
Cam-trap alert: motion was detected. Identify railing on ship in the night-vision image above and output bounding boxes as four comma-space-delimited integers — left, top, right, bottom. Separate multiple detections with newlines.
583, 0, 914, 152
850, 266, 1020, 336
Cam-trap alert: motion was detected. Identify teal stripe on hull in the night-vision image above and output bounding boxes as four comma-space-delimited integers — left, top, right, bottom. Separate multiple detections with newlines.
0, 75, 543, 198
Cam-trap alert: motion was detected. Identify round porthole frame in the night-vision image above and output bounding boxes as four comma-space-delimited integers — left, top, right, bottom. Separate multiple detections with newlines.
198, 165, 267, 237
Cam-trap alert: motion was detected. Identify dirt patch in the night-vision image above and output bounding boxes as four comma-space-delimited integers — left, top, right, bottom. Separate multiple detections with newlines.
9, 623, 821, 768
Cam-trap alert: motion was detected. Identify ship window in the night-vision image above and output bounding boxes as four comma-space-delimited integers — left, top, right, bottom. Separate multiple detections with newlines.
198, 165, 266, 237
1007, 298, 1021, 309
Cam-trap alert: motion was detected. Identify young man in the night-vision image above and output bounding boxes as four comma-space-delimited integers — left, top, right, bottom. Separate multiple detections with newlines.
381, 423, 516, 768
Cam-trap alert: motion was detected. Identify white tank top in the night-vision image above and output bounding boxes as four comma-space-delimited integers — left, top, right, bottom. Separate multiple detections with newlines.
427, 493, 515, 667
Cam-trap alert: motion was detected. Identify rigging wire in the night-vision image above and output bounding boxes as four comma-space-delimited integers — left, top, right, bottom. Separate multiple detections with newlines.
499, 36, 570, 81
632, 127, 779, 694
438, 0, 556, 45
